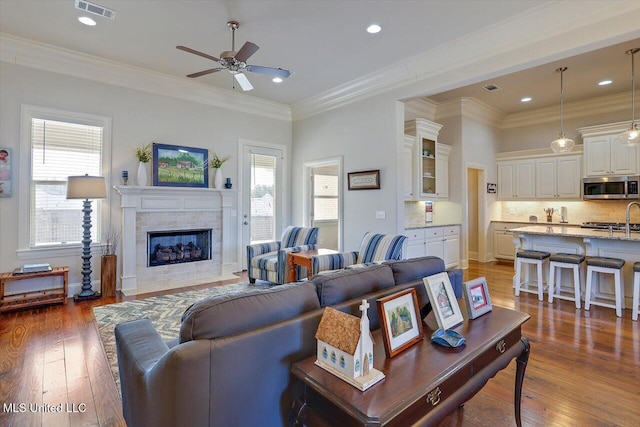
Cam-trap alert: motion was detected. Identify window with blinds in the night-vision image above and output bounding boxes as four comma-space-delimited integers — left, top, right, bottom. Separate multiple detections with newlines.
250, 153, 277, 243
30, 118, 103, 247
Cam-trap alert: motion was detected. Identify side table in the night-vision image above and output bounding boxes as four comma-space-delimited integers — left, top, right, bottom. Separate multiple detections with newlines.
288, 248, 339, 283
0, 266, 70, 312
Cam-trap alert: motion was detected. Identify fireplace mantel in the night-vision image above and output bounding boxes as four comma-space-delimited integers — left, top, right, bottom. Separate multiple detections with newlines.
114, 185, 239, 295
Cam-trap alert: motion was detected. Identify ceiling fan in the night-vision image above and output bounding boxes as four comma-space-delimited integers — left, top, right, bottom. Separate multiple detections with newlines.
177, 21, 291, 91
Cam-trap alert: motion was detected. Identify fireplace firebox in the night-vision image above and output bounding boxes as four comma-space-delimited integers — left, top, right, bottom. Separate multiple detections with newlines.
147, 229, 212, 267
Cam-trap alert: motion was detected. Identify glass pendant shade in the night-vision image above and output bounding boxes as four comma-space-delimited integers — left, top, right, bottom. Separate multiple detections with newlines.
550, 67, 574, 153
620, 48, 639, 146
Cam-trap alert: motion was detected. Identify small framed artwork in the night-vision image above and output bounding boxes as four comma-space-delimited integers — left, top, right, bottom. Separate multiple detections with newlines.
152, 143, 208, 188
0, 147, 12, 197
423, 272, 464, 330
348, 170, 380, 190
487, 183, 497, 193
463, 277, 493, 319
377, 288, 424, 358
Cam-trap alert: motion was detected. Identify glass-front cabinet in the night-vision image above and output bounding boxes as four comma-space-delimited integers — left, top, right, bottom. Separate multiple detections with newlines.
404, 118, 450, 200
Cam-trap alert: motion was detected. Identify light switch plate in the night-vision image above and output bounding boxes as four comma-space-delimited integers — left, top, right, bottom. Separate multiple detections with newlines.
376, 210, 386, 219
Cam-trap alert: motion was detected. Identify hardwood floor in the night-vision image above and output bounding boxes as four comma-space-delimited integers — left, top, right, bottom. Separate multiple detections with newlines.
1, 261, 638, 426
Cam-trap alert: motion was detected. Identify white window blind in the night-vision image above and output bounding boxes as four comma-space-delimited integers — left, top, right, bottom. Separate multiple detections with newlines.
250, 153, 277, 243
30, 118, 103, 247
313, 174, 339, 221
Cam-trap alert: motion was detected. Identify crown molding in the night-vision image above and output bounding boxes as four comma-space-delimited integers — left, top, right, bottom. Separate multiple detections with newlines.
404, 98, 437, 121
434, 98, 504, 128
501, 92, 635, 129
0, 33, 292, 122
291, 1, 640, 120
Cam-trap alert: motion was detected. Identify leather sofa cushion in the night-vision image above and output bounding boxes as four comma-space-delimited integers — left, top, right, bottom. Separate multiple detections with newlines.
179, 282, 320, 343
384, 256, 445, 284
311, 264, 395, 307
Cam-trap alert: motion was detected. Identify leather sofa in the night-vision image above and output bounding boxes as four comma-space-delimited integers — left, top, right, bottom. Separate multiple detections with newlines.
115, 256, 462, 427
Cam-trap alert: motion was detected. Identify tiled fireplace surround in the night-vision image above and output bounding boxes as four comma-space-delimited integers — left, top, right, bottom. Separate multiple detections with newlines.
115, 185, 237, 295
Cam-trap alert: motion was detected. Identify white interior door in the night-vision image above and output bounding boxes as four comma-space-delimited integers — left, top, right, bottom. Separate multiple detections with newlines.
304, 157, 343, 251
240, 143, 285, 269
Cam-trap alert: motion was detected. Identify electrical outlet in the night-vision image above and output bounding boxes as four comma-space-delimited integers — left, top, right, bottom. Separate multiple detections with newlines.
375, 210, 386, 219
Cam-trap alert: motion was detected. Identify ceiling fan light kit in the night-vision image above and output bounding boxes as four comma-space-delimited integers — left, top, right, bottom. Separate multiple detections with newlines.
177, 20, 291, 91
620, 48, 640, 146
551, 66, 575, 154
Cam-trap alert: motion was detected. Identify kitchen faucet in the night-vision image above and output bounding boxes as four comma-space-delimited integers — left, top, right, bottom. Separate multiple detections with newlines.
625, 201, 640, 237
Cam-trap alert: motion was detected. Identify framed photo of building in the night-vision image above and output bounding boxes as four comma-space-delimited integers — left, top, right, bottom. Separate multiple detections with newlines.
423, 272, 464, 330
152, 143, 208, 188
463, 277, 493, 319
0, 147, 12, 197
377, 288, 423, 358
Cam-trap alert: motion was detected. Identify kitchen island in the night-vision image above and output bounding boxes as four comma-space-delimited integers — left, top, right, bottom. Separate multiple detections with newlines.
508, 225, 640, 310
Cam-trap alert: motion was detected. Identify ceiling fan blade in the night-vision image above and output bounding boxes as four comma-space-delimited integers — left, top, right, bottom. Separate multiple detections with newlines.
234, 41, 259, 63
187, 68, 224, 78
176, 45, 220, 62
245, 65, 291, 79
234, 72, 254, 91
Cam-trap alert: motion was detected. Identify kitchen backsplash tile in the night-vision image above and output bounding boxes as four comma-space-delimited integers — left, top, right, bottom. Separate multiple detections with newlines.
499, 200, 640, 224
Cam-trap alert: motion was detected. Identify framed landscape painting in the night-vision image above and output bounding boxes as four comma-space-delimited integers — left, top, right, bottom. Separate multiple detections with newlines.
377, 288, 423, 358
152, 143, 208, 188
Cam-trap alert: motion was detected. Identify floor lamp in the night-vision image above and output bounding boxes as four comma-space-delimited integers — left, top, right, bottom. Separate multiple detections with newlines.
66, 174, 107, 301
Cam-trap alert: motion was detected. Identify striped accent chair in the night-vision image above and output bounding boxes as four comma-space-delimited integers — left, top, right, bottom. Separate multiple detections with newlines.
247, 226, 319, 284
311, 232, 407, 275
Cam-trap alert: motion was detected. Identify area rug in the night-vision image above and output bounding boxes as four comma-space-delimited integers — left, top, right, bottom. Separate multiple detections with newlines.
93, 281, 272, 395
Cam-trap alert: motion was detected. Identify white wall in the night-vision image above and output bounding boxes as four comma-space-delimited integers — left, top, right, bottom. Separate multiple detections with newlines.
0, 62, 291, 291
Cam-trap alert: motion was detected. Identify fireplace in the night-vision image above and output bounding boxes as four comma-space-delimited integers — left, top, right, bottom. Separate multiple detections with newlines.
147, 229, 212, 267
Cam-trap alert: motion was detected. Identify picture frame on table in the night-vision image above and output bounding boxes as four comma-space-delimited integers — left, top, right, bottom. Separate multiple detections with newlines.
463, 277, 493, 319
347, 170, 380, 190
423, 272, 464, 330
152, 143, 208, 188
377, 288, 424, 358
0, 147, 12, 197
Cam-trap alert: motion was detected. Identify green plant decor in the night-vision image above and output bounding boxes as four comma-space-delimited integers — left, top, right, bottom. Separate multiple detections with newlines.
136, 143, 152, 163
209, 151, 230, 169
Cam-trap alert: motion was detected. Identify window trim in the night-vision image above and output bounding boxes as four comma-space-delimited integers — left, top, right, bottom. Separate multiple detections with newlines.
18, 105, 112, 259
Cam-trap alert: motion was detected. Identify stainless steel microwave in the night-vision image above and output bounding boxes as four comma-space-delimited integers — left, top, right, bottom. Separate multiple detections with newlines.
582, 175, 640, 200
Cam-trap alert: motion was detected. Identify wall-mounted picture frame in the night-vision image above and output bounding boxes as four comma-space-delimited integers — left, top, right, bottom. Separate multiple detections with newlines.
423, 272, 464, 330
0, 147, 12, 197
152, 143, 208, 188
463, 277, 493, 319
487, 183, 497, 193
348, 169, 380, 190
377, 288, 424, 358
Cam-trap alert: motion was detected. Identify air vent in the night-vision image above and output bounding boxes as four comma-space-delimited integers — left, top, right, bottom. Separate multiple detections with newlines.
75, 0, 116, 19
483, 84, 500, 92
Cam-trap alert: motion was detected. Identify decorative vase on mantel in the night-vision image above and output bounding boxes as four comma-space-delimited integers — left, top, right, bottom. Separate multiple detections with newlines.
137, 161, 148, 186
214, 168, 223, 189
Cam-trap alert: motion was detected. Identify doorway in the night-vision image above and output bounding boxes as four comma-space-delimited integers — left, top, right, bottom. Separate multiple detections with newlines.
239, 141, 286, 269
304, 157, 343, 251
466, 165, 486, 264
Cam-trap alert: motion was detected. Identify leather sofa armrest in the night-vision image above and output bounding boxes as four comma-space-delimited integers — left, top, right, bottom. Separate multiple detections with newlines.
447, 268, 464, 298
115, 319, 169, 375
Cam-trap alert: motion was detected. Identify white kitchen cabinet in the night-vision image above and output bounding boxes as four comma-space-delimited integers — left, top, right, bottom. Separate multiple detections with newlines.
497, 160, 535, 200
580, 122, 638, 177
404, 119, 451, 200
493, 222, 528, 261
535, 155, 581, 199
404, 226, 460, 268
403, 134, 414, 200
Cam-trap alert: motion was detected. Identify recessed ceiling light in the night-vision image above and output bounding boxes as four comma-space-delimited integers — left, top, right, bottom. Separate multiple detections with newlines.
78, 16, 96, 26
521, 97, 532, 102
272, 77, 283, 83
598, 80, 613, 86
367, 24, 381, 34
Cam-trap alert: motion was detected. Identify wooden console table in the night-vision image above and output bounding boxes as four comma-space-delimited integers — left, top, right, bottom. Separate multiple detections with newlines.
288, 248, 339, 282
0, 266, 69, 313
291, 305, 530, 427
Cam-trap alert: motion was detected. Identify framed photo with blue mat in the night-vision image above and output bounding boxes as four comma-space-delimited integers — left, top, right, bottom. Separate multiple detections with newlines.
152, 143, 208, 187
463, 277, 492, 319
423, 272, 464, 330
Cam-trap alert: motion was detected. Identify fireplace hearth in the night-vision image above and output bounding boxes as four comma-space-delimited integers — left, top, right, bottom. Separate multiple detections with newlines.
148, 229, 212, 267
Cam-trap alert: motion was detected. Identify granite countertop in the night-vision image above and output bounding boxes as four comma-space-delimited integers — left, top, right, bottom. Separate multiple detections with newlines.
405, 223, 461, 230
492, 220, 582, 227
508, 225, 640, 242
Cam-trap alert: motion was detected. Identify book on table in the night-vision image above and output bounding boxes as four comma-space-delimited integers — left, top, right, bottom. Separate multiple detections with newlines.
14, 263, 52, 275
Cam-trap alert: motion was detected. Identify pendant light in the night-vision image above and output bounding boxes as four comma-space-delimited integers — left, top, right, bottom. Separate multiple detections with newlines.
551, 67, 575, 153
620, 48, 640, 146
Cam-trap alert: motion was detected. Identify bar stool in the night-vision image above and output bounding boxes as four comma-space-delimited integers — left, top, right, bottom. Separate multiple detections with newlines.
515, 250, 550, 301
548, 253, 585, 309
633, 262, 640, 321
584, 257, 625, 317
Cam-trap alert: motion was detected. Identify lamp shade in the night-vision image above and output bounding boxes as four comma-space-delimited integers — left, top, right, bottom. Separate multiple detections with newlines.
66, 175, 107, 199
